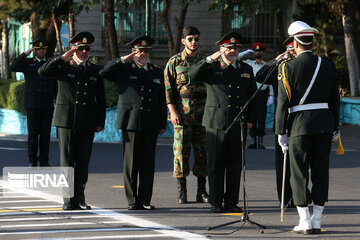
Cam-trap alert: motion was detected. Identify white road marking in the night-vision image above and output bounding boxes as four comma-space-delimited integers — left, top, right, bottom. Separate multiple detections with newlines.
0, 215, 124, 222
0, 227, 150, 236
0, 179, 207, 239
0, 204, 60, 209
0, 146, 27, 150
0, 195, 43, 198
23, 234, 168, 240
0, 221, 94, 228
0, 199, 51, 203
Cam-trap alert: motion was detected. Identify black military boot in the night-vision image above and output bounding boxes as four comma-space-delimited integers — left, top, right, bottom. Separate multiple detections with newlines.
258, 136, 265, 149
247, 137, 257, 149
196, 177, 209, 203
177, 177, 187, 204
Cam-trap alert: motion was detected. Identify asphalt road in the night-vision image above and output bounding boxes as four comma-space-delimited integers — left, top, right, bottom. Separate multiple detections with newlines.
0, 124, 359, 240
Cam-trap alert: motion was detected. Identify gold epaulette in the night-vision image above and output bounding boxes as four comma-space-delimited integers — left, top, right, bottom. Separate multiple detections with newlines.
278, 61, 291, 103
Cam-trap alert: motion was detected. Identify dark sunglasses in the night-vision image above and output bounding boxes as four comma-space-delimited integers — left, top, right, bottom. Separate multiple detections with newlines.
186, 37, 200, 42
78, 46, 91, 52
137, 48, 149, 53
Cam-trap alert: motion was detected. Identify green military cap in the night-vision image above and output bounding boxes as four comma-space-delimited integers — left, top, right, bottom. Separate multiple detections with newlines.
70, 31, 94, 47
127, 35, 154, 49
216, 32, 242, 47
30, 38, 48, 49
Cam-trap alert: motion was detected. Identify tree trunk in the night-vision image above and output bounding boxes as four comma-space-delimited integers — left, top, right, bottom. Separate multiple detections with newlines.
51, 13, 63, 54
342, 0, 360, 96
30, 13, 48, 40
104, 0, 119, 60
68, 10, 75, 39
174, 3, 189, 53
160, 0, 175, 56
1, 19, 11, 80
45, 21, 57, 58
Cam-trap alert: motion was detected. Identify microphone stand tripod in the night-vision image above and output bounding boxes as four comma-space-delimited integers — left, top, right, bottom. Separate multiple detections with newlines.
207, 60, 281, 233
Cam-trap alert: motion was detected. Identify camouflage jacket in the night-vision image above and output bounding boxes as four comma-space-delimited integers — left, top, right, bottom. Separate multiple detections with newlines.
164, 50, 206, 125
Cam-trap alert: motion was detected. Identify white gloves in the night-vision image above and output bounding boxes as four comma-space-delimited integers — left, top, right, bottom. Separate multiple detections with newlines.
278, 134, 289, 153
267, 96, 274, 106
238, 49, 254, 59
332, 130, 339, 143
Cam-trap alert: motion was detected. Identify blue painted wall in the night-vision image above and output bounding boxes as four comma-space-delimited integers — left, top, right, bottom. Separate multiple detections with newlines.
1, 97, 359, 142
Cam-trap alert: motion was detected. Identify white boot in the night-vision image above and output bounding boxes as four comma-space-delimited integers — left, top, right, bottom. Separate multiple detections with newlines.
311, 205, 324, 234
293, 206, 313, 234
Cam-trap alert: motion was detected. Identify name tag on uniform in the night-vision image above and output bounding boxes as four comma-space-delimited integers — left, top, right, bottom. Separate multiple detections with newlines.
89, 76, 97, 81
67, 73, 76, 78
241, 73, 250, 78
215, 71, 223, 75
153, 78, 160, 84
175, 66, 189, 74
29, 64, 36, 67
129, 76, 137, 80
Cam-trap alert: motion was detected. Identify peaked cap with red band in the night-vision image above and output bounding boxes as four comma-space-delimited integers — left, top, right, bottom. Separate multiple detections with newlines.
70, 31, 94, 47
216, 31, 242, 47
30, 38, 48, 49
252, 42, 266, 51
127, 35, 154, 49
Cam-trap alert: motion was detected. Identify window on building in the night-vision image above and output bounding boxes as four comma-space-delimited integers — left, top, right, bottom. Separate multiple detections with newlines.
222, 4, 279, 44
108, 0, 166, 45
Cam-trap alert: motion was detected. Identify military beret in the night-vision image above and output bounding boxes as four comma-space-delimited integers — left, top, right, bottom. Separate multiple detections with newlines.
127, 35, 154, 48
252, 42, 266, 51
69, 31, 94, 47
30, 38, 48, 49
287, 21, 319, 45
216, 32, 242, 47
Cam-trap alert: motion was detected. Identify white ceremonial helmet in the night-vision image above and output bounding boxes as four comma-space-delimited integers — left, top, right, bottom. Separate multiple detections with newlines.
287, 21, 319, 45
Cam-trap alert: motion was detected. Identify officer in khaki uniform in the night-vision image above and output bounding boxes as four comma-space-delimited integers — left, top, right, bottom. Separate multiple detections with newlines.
164, 26, 209, 204
275, 21, 340, 234
39, 32, 106, 210
188, 32, 257, 213
10, 39, 56, 167
100, 36, 167, 210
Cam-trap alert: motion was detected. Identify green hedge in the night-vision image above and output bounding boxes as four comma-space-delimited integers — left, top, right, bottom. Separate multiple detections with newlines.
0, 79, 118, 113
0, 79, 26, 114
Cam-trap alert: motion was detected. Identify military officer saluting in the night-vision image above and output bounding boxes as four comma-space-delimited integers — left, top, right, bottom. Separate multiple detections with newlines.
188, 32, 257, 213
275, 21, 340, 234
10, 38, 56, 167
39, 32, 106, 210
100, 36, 167, 210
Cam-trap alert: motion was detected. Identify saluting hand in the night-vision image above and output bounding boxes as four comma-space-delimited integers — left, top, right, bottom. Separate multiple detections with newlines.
61, 48, 77, 62
122, 51, 137, 63
209, 49, 226, 61
24, 48, 34, 56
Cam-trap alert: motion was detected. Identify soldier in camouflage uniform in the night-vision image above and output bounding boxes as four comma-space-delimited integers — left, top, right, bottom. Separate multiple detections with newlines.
164, 26, 209, 204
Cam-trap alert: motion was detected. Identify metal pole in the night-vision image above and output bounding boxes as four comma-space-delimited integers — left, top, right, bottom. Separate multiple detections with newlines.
145, 0, 151, 36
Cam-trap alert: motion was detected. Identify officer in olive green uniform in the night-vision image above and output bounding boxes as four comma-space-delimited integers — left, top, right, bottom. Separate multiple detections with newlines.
100, 36, 167, 210
188, 32, 257, 213
10, 39, 56, 167
164, 26, 209, 204
275, 21, 339, 234
39, 32, 106, 211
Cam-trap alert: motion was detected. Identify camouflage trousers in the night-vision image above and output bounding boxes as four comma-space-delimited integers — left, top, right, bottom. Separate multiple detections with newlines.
173, 124, 208, 178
